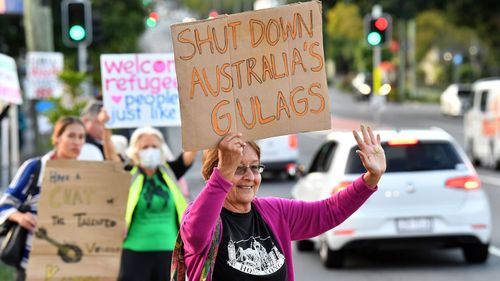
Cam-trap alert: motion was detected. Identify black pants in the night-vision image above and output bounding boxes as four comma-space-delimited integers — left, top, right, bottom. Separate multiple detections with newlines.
118, 249, 173, 281
16, 268, 25, 281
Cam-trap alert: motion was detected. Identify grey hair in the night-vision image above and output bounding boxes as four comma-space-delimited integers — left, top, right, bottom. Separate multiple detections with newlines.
126, 126, 170, 165
81, 100, 103, 119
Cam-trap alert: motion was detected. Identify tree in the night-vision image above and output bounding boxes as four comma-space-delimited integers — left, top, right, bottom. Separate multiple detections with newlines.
44, 70, 88, 124
416, 10, 477, 63
444, 0, 500, 71
324, 2, 364, 74
181, 0, 211, 16
0, 16, 25, 58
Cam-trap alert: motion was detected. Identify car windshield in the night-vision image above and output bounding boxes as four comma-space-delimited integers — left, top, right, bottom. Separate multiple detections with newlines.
345, 141, 464, 173
458, 89, 472, 98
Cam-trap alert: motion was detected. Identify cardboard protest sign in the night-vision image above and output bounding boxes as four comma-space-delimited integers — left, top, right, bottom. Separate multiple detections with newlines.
171, 1, 330, 151
0, 53, 22, 105
26, 160, 131, 281
100, 53, 181, 128
26, 52, 64, 100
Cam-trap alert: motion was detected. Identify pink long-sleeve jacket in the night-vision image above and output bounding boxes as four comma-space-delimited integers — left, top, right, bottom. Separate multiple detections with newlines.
180, 168, 377, 281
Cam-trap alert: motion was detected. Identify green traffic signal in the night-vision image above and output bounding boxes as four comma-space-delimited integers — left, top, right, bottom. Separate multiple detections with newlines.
367, 32, 382, 46
146, 17, 157, 27
69, 25, 86, 41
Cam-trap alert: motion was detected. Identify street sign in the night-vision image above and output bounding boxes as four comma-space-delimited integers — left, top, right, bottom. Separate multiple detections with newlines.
25, 52, 64, 100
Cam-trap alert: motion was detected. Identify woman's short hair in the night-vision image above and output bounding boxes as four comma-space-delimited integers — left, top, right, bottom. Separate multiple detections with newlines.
51, 116, 84, 145
201, 140, 261, 181
126, 126, 170, 165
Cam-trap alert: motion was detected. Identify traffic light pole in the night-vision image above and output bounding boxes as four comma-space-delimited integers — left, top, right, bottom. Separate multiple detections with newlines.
371, 45, 385, 124
373, 45, 381, 95
77, 43, 91, 97
78, 43, 88, 73
370, 5, 386, 124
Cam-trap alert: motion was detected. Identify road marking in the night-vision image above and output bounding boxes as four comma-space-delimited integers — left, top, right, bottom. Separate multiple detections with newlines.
490, 246, 500, 258
479, 174, 500, 187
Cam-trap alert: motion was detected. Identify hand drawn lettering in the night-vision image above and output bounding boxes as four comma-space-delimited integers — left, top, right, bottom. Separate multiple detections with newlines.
171, 2, 329, 150
48, 186, 95, 209
74, 213, 117, 228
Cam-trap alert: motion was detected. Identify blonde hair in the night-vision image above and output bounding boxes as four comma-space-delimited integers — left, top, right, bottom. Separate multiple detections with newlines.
125, 126, 171, 165
201, 141, 261, 180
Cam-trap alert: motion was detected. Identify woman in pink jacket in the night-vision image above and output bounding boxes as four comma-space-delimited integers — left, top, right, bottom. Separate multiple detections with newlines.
172, 126, 385, 281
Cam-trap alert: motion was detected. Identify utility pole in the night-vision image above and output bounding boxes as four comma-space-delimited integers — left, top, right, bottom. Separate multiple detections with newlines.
407, 20, 416, 98
24, 0, 55, 148
17, 0, 54, 179
61, 0, 92, 95
397, 19, 406, 101
370, 5, 385, 124
24, 0, 54, 52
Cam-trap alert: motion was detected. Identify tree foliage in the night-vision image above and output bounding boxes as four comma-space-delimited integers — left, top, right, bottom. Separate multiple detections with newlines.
181, 0, 211, 17
324, 2, 364, 73
0, 16, 25, 58
44, 70, 88, 124
416, 10, 477, 62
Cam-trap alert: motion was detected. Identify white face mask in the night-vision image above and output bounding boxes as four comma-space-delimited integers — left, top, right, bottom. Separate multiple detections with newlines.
139, 147, 162, 170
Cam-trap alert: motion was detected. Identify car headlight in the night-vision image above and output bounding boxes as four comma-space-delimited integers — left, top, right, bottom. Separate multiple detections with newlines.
359, 84, 371, 95
380, 83, 392, 96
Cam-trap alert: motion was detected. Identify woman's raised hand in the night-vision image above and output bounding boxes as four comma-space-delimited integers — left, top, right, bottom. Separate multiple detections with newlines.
352, 125, 386, 187
97, 108, 110, 124
217, 133, 246, 180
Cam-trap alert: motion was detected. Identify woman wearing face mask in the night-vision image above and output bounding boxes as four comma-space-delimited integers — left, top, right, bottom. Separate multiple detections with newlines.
0, 116, 86, 281
116, 126, 196, 281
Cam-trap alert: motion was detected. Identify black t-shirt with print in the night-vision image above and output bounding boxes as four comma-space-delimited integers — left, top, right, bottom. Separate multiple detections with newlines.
212, 207, 287, 281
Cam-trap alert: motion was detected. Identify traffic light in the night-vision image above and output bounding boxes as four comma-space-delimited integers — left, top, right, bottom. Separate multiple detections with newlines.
208, 11, 219, 18
146, 12, 159, 28
366, 15, 391, 47
61, 0, 92, 47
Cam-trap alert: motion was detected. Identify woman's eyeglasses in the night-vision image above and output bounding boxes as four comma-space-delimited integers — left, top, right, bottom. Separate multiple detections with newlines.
234, 164, 265, 175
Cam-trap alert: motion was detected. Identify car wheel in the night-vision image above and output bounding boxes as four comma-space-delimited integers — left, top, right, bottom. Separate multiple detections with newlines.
466, 139, 481, 166
319, 240, 344, 269
494, 158, 500, 171
462, 243, 489, 264
296, 240, 315, 252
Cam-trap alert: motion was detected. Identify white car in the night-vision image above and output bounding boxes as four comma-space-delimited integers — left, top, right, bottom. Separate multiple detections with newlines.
440, 83, 472, 116
464, 78, 500, 168
257, 134, 299, 180
292, 128, 491, 268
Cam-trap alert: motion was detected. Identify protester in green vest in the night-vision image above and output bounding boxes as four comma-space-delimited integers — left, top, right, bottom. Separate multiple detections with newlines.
114, 126, 196, 281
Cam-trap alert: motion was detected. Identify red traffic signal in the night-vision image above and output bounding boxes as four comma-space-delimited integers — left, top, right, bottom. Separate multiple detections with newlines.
208, 11, 219, 18
374, 17, 388, 31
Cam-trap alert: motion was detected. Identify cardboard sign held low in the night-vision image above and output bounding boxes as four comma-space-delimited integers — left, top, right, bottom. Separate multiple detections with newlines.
171, 1, 330, 151
26, 160, 131, 281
